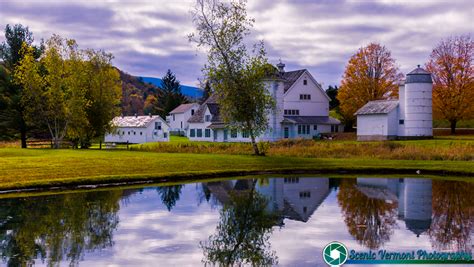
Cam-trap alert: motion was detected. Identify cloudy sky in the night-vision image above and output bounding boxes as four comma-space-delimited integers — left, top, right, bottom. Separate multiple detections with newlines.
0, 0, 472, 87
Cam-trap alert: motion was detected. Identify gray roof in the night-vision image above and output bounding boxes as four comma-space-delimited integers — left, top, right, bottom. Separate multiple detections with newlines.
111, 115, 165, 128
355, 100, 399, 115
281, 69, 306, 92
188, 94, 220, 123
406, 65, 432, 84
282, 116, 341, 125
169, 103, 198, 114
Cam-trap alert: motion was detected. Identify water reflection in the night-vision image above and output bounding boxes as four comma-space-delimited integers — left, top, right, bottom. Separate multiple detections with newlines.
201, 179, 279, 266
0, 190, 122, 266
0, 176, 472, 266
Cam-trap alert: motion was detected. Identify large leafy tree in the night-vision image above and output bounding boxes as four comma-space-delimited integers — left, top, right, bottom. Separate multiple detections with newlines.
0, 24, 43, 147
15, 35, 121, 148
156, 69, 187, 118
337, 43, 402, 130
190, 0, 275, 155
426, 35, 473, 134
81, 50, 122, 148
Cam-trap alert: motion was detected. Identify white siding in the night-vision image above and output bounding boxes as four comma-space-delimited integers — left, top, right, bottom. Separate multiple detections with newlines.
167, 103, 200, 132
283, 72, 329, 116
104, 118, 170, 144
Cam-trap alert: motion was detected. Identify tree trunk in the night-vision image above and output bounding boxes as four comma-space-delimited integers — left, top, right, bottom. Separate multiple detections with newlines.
99, 140, 102, 150
250, 134, 260, 156
450, 120, 457, 135
19, 115, 27, 149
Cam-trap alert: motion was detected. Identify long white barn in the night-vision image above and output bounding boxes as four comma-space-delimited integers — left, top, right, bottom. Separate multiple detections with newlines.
105, 114, 170, 144
187, 62, 342, 142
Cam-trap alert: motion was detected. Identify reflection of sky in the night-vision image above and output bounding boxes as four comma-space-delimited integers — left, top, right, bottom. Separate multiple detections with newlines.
26, 178, 472, 267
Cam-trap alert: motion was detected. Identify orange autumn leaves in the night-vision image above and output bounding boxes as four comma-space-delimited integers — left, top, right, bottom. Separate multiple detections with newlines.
426, 35, 474, 133
337, 43, 403, 126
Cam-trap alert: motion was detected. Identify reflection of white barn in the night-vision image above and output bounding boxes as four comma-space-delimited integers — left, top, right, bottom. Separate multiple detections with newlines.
256, 177, 330, 223
356, 178, 432, 237
204, 177, 330, 224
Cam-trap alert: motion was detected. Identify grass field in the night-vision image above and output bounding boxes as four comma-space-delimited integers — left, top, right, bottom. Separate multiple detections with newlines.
132, 135, 474, 161
0, 142, 473, 191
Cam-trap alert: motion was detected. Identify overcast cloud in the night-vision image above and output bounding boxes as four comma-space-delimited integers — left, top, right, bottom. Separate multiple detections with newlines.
0, 0, 472, 87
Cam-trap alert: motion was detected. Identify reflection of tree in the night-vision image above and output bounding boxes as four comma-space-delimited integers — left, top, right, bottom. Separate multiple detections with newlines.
0, 190, 122, 266
201, 180, 278, 266
429, 180, 474, 251
337, 179, 397, 249
157, 185, 183, 211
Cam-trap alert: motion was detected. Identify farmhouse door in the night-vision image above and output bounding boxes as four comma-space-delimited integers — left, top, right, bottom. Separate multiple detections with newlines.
213, 130, 217, 141
284, 127, 289, 138
223, 130, 228, 142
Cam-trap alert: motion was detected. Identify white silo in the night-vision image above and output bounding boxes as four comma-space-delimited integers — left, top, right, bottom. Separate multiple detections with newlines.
402, 65, 433, 138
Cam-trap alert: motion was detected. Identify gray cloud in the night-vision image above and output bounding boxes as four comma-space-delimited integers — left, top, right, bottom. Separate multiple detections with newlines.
0, 0, 472, 87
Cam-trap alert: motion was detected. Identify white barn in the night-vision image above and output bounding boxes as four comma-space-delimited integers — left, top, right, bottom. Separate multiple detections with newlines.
355, 66, 433, 141
166, 103, 200, 135
187, 62, 342, 142
104, 114, 170, 144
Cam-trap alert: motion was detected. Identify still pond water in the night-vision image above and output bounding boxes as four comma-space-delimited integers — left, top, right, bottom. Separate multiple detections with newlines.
0, 176, 473, 266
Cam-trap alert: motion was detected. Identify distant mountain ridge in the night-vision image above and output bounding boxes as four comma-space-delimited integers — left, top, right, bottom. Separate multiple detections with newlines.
140, 76, 203, 99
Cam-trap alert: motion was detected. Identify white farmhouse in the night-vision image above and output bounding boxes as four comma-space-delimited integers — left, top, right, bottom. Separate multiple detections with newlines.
355, 66, 433, 141
166, 103, 200, 135
187, 62, 342, 142
104, 114, 170, 144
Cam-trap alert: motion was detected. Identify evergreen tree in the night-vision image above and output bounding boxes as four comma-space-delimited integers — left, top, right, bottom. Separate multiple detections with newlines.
326, 85, 340, 110
0, 24, 43, 147
156, 69, 187, 118
200, 80, 212, 103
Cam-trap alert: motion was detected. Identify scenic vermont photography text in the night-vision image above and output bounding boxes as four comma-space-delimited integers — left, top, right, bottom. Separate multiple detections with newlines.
0, 0, 473, 266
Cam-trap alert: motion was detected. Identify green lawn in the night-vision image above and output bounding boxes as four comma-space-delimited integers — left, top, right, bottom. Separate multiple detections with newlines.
0, 147, 472, 191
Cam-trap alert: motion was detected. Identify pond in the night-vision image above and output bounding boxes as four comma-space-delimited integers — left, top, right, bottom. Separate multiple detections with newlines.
0, 176, 473, 266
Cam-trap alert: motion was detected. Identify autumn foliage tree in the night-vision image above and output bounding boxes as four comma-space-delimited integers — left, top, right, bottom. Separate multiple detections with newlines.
426, 35, 474, 134
337, 43, 402, 129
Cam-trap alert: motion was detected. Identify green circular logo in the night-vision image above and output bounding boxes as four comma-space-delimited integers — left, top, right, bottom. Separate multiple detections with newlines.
323, 241, 348, 266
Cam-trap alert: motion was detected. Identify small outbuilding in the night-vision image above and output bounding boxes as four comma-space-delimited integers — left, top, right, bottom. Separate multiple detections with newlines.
355, 100, 399, 141
166, 103, 200, 135
355, 66, 433, 141
104, 114, 170, 144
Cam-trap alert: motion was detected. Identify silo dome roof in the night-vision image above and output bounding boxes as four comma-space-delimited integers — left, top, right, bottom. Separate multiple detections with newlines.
406, 65, 432, 84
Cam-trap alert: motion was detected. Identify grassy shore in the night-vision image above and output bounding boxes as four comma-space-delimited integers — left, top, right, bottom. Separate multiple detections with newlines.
132, 135, 474, 161
0, 145, 473, 191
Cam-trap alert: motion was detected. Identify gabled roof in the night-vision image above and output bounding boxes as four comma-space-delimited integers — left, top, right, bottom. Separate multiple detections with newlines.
281, 69, 306, 93
282, 116, 341, 125
355, 100, 399, 115
188, 94, 221, 123
169, 103, 199, 114
111, 115, 166, 128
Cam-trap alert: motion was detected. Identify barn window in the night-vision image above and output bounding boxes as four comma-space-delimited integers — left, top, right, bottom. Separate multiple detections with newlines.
307, 94, 311, 100
197, 129, 203, 137
128, 131, 130, 135
296, 110, 300, 115
231, 129, 237, 138
164, 133, 168, 138
242, 130, 249, 138
303, 79, 307, 85
190, 129, 196, 137
140, 132, 142, 135
205, 115, 211, 122
133, 131, 136, 135
299, 191, 311, 198
314, 125, 318, 131
155, 122, 162, 130
173, 114, 175, 121
205, 129, 211, 137
399, 119, 404, 125
191, 109, 195, 115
